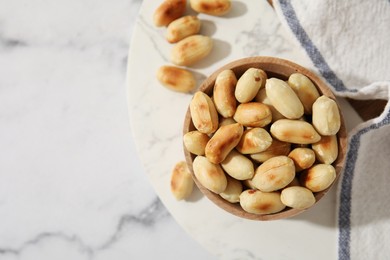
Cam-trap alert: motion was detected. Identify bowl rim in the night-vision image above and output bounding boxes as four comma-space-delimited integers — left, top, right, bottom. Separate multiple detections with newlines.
183, 56, 348, 221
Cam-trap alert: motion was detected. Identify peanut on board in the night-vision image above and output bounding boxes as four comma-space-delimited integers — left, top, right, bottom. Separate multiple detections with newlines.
171, 161, 194, 200
166, 15, 201, 43
171, 35, 213, 66
157, 65, 196, 93
153, 0, 187, 27
190, 0, 232, 16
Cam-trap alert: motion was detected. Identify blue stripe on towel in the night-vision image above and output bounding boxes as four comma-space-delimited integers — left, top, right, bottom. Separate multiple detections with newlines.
278, 0, 355, 93
339, 110, 390, 260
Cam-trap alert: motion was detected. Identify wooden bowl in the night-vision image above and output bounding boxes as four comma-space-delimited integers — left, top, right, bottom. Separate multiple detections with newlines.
183, 56, 347, 221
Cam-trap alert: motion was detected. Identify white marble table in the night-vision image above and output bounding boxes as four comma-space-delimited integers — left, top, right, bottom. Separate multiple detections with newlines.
0, 0, 213, 259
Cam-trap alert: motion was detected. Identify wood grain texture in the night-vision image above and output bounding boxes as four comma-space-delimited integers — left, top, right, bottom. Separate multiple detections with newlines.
183, 56, 348, 221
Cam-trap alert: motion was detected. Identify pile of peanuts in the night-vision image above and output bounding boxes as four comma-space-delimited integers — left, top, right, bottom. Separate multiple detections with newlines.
180, 68, 341, 215
153, 0, 232, 93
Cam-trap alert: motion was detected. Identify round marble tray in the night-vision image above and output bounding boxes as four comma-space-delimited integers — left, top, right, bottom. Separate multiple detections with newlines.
126, 1, 362, 259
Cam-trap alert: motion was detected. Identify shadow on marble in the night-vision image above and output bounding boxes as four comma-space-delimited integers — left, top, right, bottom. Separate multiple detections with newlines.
199, 19, 217, 37
185, 186, 204, 203
224, 1, 248, 18
192, 39, 232, 69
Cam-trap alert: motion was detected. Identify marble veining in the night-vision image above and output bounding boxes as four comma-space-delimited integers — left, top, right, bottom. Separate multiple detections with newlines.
0, 0, 214, 259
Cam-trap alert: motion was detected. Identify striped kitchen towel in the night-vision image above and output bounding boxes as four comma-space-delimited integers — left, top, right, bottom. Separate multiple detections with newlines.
273, 0, 390, 259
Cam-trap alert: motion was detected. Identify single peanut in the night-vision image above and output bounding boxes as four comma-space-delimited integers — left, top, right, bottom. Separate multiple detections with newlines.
205, 123, 243, 164
281, 186, 315, 209
220, 176, 243, 203
288, 147, 316, 171
213, 69, 237, 118
265, 78, 304, 119
218, 117, 236, 127
312, 135, 338, 164
192, 155, 227, 193
240, 189, 286, 215
220, 149, 255, 180
157, 65, 196, 93
254, 88, 285, 122
190, 0, 231, 16
300, 164, 336, 192
190, 91, 219, 134
270, 119, 321, 144
233, 102, 272, 127
288, 73, 320, 114
153, 0, 187, 27
183, 131, 210, 155
252, 155, 296, 192
166, 15, 201, 43
235, 68, 267, 103
171, 161, 194, 200
236, 128, 273, 154
250, 139, 291, 163
312, 95, 341, 136
171, 35, 213, 66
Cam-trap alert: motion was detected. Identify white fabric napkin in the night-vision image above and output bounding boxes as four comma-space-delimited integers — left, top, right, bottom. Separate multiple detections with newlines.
273, 0, 390, 259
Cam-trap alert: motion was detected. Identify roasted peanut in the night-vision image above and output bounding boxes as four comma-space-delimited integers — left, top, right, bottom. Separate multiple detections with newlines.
220, 176, 243, 203
235, 68, 267, 103
218, 117, 236, 127
220, 149, 254, 180
192, 155, 227, 193
183, 131, 210, 155
190, 0, 231, 16
153, 0, 187, 27
157, 65, 196, 93
236, 128, 272, 154
171, 161, 194, 200
205, 123, 243, 164
243, 178, 256, 189
288, 73, 320, 114
281, 186, 315, 209
240, 189, 286, 215
270, 119, 321, 144
233, 102, 272, 127
288, 147, 316, 171
300, 164, 336, 192
312, 135, 338, 164
265, 78, 304, 119
213, 69, 237, 118
254, 88, 285, 122
171, 35, 213, 66
312, 95, 341, 136
190, 91, 219, 134
252, 155, 296, 192
250, 139, 291, 163
166, 16, 201, 43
